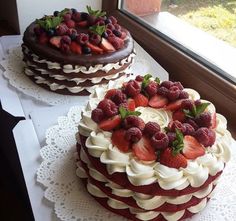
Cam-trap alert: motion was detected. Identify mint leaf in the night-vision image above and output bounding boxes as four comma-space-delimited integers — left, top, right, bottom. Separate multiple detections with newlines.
119, 107, 127, 119
89, 25, 106, 36
196, 103, 210, 116
155, 77, 160, 84
183, 109, 194, 118
36, 16, 62, 30
119, 107, 141, 119
87, 5, 106, 17
141, 74, 152, 88
171, 129, 184, 155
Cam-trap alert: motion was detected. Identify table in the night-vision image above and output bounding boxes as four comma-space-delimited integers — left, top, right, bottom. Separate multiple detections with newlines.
0, 35, 169, 221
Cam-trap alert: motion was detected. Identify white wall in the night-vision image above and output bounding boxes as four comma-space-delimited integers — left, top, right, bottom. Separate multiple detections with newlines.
16, 0, 102, 34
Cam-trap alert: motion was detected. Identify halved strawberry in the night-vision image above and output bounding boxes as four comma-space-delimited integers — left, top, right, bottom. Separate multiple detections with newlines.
127, 98, 136, 111
70, 41, 82, 54
165, 99, 185, 111
76, 20, 88, 27
172, 110, 186, 122
105, 89, 118, 99
87, 42, 103, 54
132, 136, 157, 161
160, 148, 187, 169
182, 135, 205, 159
49, 36, 61, 48
111, 129, 130, 152
211, 112, 217, 129
134, 94, 148, 107
100, 38, 116, 52
149, 94, 168, 108
99, 115, 121, 131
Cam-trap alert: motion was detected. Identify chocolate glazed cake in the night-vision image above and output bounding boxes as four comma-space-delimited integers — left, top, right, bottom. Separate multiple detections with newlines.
22, 7, 135, 95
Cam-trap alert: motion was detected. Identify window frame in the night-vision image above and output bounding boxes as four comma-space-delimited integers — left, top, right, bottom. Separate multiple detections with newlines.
102, 0, 236, 136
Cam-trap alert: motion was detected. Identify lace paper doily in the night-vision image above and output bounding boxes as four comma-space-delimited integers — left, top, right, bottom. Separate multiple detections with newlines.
37, 106, 236, 221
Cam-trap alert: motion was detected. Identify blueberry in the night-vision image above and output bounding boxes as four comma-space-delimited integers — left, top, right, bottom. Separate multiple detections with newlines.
47, 29, 55, 36
81, 12, 89, 20
70, 33, 77, 40
82, 46, 91, 54
53, 11, 59, 17
105, 18, 112, 24
102, 32, 108, 39
113, 29, 122, 37
71, 8, 77, 14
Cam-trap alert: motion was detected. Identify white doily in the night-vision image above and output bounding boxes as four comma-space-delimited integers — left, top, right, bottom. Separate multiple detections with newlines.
37, 106, 236, 221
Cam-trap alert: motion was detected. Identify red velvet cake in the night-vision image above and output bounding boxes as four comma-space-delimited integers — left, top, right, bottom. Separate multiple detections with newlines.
76, 74, 232, 220
22, 7, 135, 95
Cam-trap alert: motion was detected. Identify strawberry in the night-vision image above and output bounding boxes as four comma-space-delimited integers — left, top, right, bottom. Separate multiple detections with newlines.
172, 110, 186, 122
211, 112, 217, 129
105, 89, 118, 99
70, 41, 82, 54
111, 129, 130, 152
132, 136, 157, 161
127, 98, 136, 111
100, 38, 116, 52
65, 20, 75, 28
165, 99, 185, 111
108, 36, 124, 50
134, 94, 148, 107
98, 115, 121, 131
160, 148, 187, 169
76, 20, 88, 27
120, 31, 127, 39
39, 34, 49, 44
87, 42, 103, 54
149, 94, 168, 108
49, 36, 61, 48
182, 135, 205, 159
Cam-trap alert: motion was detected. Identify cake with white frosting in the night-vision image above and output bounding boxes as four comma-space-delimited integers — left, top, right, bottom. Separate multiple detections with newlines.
76, 74, 232, 220
22, 7, 135, 95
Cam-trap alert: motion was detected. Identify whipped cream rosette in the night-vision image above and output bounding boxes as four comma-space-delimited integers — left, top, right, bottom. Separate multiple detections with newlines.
76, 74, 232, 221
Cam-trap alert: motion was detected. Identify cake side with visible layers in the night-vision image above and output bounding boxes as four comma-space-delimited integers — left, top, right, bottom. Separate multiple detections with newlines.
22, 7, 135, 95
76, 75, 232, 221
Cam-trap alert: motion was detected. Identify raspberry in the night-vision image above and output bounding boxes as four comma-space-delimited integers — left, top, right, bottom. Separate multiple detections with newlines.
114, 24, 121, 31
195, 99, 202, 106
125, 127, 142, 143
195, 112, 212, 128
183, 123, 195, 135
145, 81, 158, 97
67, 28, 77, 39
179, 91, 189, 99
135, 75, 144, 82
144, 122, 161, 137
109, 16, 117, 24
167, 86, 180, 101
167, 132, 176, 145
60, 43, 70, 53
172, 81, 184, 90
111, 90, 127, 105
105, 29, 114, 37
91, 108, 104, 123
185, 119, 199, 130
123, 116, 145, 131
119, 102, 128, 110
90, 34, 101, 45
61, 35, 71, 45
151, 132, 169, 150
160, 81, 173, 89
56, 24, 68, 36
76, 33, 89, 45
106, 23, 115, 30
181, 99, 195, 110
125, 80, 141, 97
195, 127, 216, 147
63, 13, 72, 22
168, 120, 186, 133
72, 12, 81, 22
108, 36, 124, 49
98, 99, 118, 117
157, 87, 169, 96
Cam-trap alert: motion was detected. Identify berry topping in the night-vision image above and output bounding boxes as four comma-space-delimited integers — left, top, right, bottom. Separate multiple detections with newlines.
100, 38, 115, 52
77, 33, 89, 45
91, 108, 104, 123
125, 127, 142, 143
67, 28, 77, 40
167, 132, 176, 145
98, 99, 118, 117
60, 43, 70, 53
167, 86, 180, 101
165, 99, 185, 111
133, 94, 148, 107
127, 98, 136, 111
183, 123, 195, 135
112, 129, 130, 152
172, 81, 184, 90
99, 115, 121, 131
144, 122, 161, 137
89, 34, 102, 45
195, 127, 216, 147
64, 13, 72, 22
47, 29, 55, 36
105, 18, 112, 24
182, 135, 205, 159
145, 81, 158, 97
113, 29, 122, 37
114, 24, 121, 30
151, 132, 169, 150
109, 16, 118, 24
70, 42, 82, 54
135, 75, 144, 82
87, 42, 103, 54
125, 80, 141, 97
160, 81, 173, 89
82, 46, 91, 54
160, 148, 187, 169
194, 99, 202, 106
56, 24, 68, 36
49, 36, 61, 48
172, 110, 186, 122
106, 23, 115, 30
123, 116, 145, 131
185, 119, 199, 130
80, 12, 89, 20
149, 94, 168, 108
76, 20, 88, 27
168, 120, 186, 134
195, 112, 212, 128
65, 19, 76, 28
108, 36, 124, 50
61, 35, 71, 45
111, 90, 127, 105
179, 91, 189, 99
181, 99, 195, 110
132, 136, 157, 161
72, 12, 81, 22
105, 89, 119, 99
157, 87, 169, 96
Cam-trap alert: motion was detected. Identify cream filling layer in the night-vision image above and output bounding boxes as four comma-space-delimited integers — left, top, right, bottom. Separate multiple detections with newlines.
22, 45, 136, 74
78, 80, 232, 188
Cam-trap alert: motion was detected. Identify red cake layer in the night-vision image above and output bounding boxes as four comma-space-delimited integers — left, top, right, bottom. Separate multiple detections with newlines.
78, 134, 223, 197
